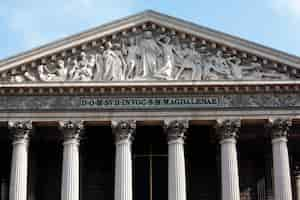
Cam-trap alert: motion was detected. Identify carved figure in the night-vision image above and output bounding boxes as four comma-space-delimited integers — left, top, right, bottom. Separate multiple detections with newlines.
177, 43, 203, 80
139, 31, 162, 78
81, 54, 96, 81
123, 37, 140, 80
68, 59, 80, 80
155, 35, 181, 80
55, 60, 68, 81
103, 41, 127, 81
238, 62, 262, 79
10, 75, 26, 83
94, 47, 105, 81
24, 72, 37, 82
69, 52, 94, 81
10, 71, 37, 83
38, 59, 67, 82
213, 51, 233, 78
3, 29, 294, 83
226, 56, 243, 79
229, 59, 288, 80
259, 68, 289, 80
202, 51, 232, 80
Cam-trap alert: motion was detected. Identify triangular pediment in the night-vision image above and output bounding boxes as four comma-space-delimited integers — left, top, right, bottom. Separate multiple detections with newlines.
0, 10, 300, 84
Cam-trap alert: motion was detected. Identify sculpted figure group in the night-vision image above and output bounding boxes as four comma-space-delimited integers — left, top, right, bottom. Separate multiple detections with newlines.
9, 30, 289, 83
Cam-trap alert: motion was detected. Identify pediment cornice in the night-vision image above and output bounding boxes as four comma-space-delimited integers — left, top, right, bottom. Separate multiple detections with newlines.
0, 10, 300, 85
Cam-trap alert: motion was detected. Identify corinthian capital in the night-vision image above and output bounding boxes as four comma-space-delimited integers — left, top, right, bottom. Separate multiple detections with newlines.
8, 120, 32, 142
59, 120, 84, 141
112, 120, 136, 143
164, 120, 188, 141
215, 119, 241, 141
267, 118, 292, 139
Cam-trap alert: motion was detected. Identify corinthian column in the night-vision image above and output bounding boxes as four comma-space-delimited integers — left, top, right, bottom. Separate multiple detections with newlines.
1, 178, 8, 200
164, 120, 188, 200
59, 121, 84, 200
268, 118, 292, 200
8, 121, 32, 200
215, 119, 241, 200
294, 165, 300, 200
112, 120, 136, 200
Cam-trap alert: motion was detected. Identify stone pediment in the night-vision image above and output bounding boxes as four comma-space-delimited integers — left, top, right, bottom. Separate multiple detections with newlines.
0, 10, 300, 84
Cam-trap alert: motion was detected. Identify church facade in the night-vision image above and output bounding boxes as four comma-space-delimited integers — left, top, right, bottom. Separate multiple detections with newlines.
0, 10, 300, 200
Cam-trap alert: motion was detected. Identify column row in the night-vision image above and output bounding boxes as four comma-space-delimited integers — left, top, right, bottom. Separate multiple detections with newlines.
215, 118, 293, 200
6, 118, 294, 200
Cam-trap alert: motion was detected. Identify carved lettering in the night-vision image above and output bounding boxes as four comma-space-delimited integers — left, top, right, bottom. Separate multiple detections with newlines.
79, 96, 220, 108
0, 93, 298, 111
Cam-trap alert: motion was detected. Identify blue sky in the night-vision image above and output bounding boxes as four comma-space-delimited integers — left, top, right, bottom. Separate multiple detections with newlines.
0, 0, 299, 60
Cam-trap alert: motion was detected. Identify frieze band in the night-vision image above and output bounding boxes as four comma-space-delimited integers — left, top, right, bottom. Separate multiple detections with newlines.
4, 27, 293, 83
0, 93, 299, 112
80, 96, 220, 107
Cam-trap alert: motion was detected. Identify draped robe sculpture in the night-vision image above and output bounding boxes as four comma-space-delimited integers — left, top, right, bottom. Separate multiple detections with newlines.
6, 29, 291, 83
139, 31, 162, 78
103, 42, 127, 81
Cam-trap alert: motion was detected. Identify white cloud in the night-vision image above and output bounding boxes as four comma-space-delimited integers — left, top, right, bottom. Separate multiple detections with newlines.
271, 0, 300, 19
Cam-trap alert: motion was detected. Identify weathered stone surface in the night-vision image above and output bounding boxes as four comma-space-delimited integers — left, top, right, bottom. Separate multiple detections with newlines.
0, 93, 299, 111
1, 11, 299, 83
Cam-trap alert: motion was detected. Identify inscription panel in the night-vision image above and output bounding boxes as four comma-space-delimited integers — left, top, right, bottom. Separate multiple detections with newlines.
0, 93, 299, 112
80, 96, 220, 109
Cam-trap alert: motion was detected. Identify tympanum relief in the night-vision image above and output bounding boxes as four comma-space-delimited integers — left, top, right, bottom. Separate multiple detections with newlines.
7, 29, 290, 83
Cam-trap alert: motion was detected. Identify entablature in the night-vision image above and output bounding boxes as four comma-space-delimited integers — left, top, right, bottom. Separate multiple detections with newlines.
1, 11, 300, 124
0, 80, 300, 95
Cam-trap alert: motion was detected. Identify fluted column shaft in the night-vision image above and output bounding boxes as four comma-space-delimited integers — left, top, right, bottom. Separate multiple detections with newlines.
8, 121, 32, 200
268, 119, 292, 200
294, 168, 300, 200
10, 142, 28, 200
164, 120, 188, 200
59, 121, 84, 200
168, 138, 186, 200
1, 179, 8, 200
272, 138, 292, 200
216, 119, 241, 200
112, 120, 135, 200
61, 139, 79, 200
220, 138, 240, 200
115, 139, 132, 200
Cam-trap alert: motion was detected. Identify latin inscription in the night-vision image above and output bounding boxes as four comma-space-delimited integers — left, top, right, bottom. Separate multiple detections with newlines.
80, 96, 220, 109
0, 93, 298, 111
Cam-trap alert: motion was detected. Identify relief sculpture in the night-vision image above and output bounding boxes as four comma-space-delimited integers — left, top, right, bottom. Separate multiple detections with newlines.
7, 28, 291, 83
38, 59, 68, 81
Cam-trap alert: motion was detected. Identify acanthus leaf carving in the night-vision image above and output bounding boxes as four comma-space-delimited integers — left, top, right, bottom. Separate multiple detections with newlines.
267, 118, 292, 139
215, 119, 241, 141
58, 120, 84, 142
8, 120, 33, 142
112, 120, 136, 143
164, 120, 188, 142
